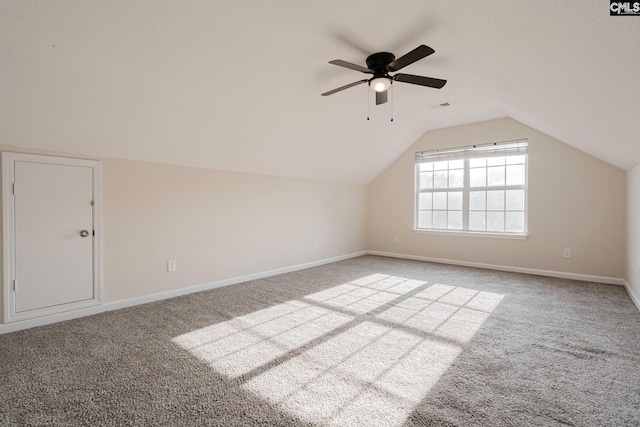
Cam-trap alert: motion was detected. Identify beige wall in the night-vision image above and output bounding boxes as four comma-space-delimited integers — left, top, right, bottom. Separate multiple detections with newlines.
0, 146, 368, 321
626, 163, 640, 302
102, 159, 367, 302
368, 118, 626, 279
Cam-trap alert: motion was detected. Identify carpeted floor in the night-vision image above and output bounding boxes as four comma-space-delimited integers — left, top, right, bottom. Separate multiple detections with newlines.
1, 255, 639, 426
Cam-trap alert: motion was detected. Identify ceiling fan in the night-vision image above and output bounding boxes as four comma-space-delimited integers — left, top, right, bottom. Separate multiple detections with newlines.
321, 45, 446, 105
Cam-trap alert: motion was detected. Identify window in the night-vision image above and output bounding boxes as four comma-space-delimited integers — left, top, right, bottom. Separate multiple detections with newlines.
415, 140, 528, 237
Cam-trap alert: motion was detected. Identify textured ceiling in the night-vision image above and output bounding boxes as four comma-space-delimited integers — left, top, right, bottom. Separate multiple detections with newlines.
1, 1, 639, 184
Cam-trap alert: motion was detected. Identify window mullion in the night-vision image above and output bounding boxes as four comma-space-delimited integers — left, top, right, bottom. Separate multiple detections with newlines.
503, 189, 507, 233
414, 164, 420, 229
463, 159, 470, 231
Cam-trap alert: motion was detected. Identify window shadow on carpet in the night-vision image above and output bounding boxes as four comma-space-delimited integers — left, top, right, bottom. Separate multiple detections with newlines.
173, 271, 503, 426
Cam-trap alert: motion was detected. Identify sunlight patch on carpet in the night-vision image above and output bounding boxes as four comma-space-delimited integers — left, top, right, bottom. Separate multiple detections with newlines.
173, 301, 354, 377
173, 274, 503, 426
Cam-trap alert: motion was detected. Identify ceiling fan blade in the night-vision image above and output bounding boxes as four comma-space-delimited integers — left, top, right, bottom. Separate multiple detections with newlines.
393, 73, 447, 89
328, 60, 373, 74
321, 79, 368, 96
388, 45, 435, 72
376, 90, 388, 105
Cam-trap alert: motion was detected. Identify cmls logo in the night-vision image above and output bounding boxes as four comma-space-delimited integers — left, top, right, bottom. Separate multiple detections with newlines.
610, 1, 640, 15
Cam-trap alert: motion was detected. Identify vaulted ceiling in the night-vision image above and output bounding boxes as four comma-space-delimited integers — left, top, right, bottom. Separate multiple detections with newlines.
1, 1, 639, 184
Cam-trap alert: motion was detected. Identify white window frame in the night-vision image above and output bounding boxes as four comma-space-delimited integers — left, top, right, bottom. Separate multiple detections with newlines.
414, 140, 529, 239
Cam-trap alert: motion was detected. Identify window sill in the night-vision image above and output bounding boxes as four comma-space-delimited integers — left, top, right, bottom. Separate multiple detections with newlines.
413, 229, 529, 240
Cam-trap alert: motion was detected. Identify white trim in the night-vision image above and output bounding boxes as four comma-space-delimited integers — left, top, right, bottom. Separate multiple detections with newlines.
2, 152, 103, 323
367, 250, 626, 286
413, 229, 529, 240
3, 153, 14, 325
0, 251, 367, 335
0, 304, 106, 334
623, 280, 640, 312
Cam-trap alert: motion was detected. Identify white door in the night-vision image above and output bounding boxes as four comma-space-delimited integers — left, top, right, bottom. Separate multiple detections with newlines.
3, 153, 102, 323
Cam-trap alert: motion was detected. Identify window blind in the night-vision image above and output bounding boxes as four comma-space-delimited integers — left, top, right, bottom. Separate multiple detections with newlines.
416, 140, 528, 163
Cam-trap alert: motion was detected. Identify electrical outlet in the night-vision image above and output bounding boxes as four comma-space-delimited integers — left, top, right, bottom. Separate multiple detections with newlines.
167, 260, 177, 272
314, 241, 319, 249
563, 249, 572, 259
393, 236, 399, 244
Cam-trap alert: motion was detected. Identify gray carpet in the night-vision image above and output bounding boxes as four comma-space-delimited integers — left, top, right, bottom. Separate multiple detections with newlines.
1, 255, 639, 426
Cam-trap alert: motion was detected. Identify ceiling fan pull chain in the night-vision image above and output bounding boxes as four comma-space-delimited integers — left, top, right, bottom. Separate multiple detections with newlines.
391, 86, 394, 122
367, 88, 370, 121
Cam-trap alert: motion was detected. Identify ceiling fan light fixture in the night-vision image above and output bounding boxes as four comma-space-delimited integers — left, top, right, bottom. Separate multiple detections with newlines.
370, 77, 391, 92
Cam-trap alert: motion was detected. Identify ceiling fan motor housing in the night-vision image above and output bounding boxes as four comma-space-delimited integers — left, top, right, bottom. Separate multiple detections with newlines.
366, 52, 396, 75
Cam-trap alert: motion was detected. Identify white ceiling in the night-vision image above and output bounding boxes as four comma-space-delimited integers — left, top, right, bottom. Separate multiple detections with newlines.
1, 1, 639, 184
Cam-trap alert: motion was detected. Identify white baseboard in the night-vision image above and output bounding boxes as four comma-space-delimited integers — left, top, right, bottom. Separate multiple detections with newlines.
104, 251, 368, 312
0, 251, 367, 335
366, 250, 626, 286
623, 281, 640, 313
0, 305, 106, 335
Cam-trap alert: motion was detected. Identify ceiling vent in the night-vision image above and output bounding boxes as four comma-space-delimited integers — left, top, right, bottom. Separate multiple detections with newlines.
430, 102, 451, 109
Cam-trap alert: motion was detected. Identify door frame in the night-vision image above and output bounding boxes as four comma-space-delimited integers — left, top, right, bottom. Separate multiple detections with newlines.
2, 152, 103, 323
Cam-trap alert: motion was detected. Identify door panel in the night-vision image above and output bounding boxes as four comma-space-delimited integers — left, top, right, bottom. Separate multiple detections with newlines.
14, 161, 94, 313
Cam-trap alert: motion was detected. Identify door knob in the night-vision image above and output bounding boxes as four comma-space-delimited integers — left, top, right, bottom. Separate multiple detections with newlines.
80, 230, 90, 237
